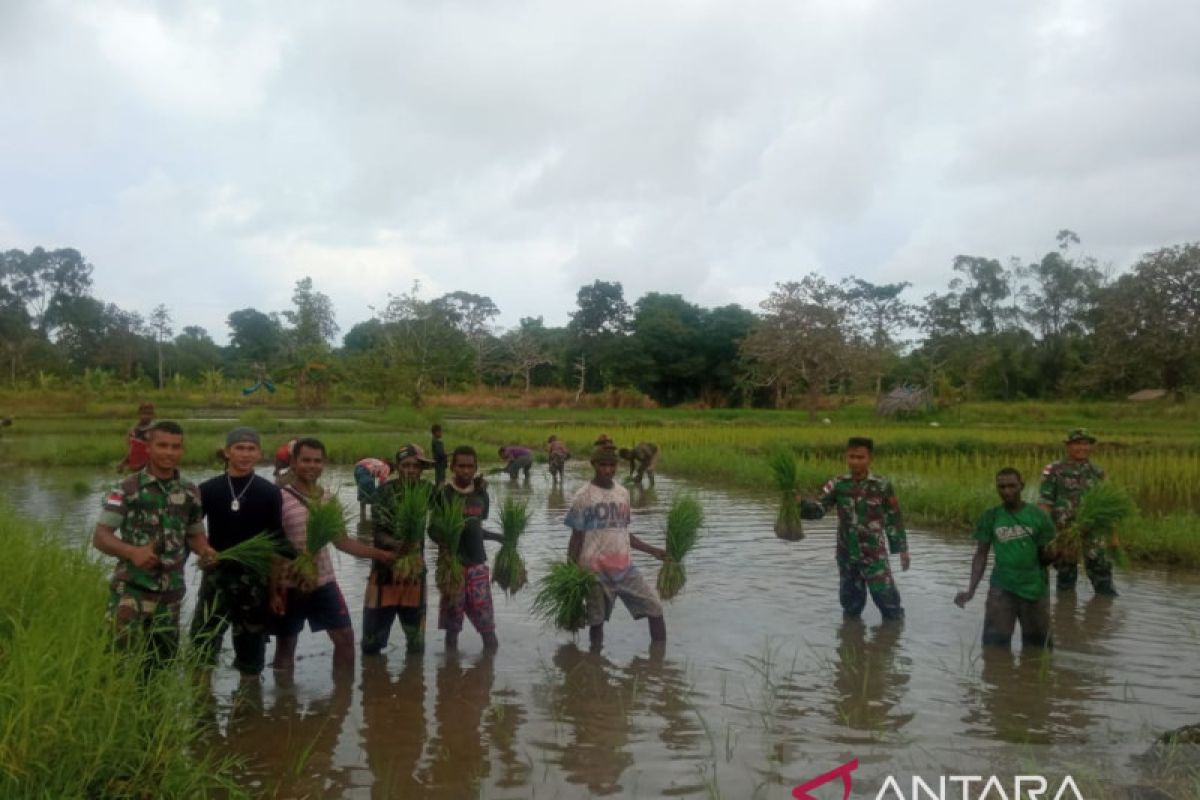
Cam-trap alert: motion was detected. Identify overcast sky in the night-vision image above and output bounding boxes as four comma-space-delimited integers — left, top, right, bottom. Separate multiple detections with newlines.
2, 0, 1198, 342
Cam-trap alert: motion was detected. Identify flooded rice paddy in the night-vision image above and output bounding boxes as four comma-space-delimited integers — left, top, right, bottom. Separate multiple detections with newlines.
4, 464, 1200, 798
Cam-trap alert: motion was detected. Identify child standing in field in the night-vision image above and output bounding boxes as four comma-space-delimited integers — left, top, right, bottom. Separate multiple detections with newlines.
362, 444, 435, 655
436, 445, 503, 651
565, 446, 667, 650
431, 424, 448, 487
116, 401, 155, 473
547, 436, 570, 484
818, 436, 911, 622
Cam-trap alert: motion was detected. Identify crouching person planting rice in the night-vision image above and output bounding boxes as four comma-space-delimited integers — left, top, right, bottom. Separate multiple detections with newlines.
362, 444, 435, 656
954, 468, 1056, 650
562, 445, 667, 649
435, 446, 503, 652
93, 420, 218, 669
819, 437, 910, 622
272, 438, 395, 671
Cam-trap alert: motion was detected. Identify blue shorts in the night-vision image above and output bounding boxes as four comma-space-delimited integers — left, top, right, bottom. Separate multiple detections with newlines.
273, 582, 351, 636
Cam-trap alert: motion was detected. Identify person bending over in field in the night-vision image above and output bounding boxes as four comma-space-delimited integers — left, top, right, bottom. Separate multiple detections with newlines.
498, 445, 534, 480
955, 467, 1056, 650
818, 437, 910, 622
271, 438, 394, 672
93, 420, 218, 669
436, 446, 503, 652
565, 446, 667, 650
272, 439, 297, 487
1039, 428, 1115, 596
547, 436, 571, 484
362, 444, 435, 655
354, 455, 393, 521
618, 442, 660, 487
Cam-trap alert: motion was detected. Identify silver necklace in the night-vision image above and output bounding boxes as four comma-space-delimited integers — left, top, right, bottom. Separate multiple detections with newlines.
226, 472, 254, 512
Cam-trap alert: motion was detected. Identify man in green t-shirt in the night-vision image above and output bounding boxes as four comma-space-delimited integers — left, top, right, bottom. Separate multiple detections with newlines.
954, 467, 1056, 649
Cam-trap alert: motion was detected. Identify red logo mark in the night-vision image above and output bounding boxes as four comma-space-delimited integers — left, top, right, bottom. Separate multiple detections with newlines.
792, 758, 859, 800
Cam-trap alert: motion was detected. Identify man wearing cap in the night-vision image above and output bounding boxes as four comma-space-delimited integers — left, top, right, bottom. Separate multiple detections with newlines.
1039, 429, 1116, 596
191, 426, 291, 675
565, 445, 667, 649
362, 443, 435, 655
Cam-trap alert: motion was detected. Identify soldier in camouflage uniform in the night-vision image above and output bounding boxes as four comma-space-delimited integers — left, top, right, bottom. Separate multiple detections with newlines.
92, 420, 216, 665
1039, 428, 1116, 596
818, 437, 911, 621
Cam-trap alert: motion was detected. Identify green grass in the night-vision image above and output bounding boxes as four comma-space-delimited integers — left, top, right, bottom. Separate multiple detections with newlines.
3, 399, 1198, 566
0, 508, 243, 798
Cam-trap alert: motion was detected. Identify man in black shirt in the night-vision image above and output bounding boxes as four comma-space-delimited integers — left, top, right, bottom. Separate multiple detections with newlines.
190, 426, 288, 676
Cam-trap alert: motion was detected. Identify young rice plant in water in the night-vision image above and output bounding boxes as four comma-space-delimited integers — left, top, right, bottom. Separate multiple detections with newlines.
493, 495, 529, 595
657, 494, 704, 600
430, 495, 467, 595
768, 449, 804, 541
532, 560, 596, 632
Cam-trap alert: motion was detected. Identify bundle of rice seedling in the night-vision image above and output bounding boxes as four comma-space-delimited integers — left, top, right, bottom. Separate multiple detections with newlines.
379, 483, 431, 581
1052, 483, 1137, 563
768, 449, 804, 541
656, 494, 704, 600
291, 495, 347, 592
531, 560, 596, 632
429, 495, 467, 595
493, 496, 529, 595
215, 531, 281, 579
1061, 482, 1138, 566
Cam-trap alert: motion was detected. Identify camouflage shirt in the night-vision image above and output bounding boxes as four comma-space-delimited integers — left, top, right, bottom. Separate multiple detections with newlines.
98, 469, 205, 593
1038, 460, 1105, 529
819, 472, 908, 560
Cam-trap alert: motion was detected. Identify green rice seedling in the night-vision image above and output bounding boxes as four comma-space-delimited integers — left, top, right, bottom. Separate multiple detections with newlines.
378, 482, 432, 581
291, 495, 347, 592
767, 449, 804, 541
493, 496, 529, 595
429, 495, 467, 595
1066, 482, 1138, 566
216, 531, 282, 578
531, 560, 596, 631
657, 494, 704, 600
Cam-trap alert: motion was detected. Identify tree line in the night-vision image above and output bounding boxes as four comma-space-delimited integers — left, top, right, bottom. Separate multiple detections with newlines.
2, 231, 1198, 409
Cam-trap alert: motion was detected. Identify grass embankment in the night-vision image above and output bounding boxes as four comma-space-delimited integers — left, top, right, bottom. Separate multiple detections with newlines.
0, 511, 242, 798
2, 399, 1198, 566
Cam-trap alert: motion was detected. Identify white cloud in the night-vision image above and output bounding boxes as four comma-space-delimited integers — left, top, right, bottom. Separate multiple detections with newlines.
0, 0, 1198, 341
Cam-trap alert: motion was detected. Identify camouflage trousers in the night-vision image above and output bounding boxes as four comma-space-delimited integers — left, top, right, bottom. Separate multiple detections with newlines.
837, 556, 904, 621
1054, 533, 1117, 595
108, 581, 185, 667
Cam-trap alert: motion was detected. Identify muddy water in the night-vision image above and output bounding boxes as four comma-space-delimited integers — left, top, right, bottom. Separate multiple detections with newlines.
5, 465, 1200, 798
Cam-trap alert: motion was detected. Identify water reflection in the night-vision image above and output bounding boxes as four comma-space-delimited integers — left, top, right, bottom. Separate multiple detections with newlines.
359, 655, 426, 798
426, 652, 497, 797
830, 619, 913, 737
222, 669, 356, 797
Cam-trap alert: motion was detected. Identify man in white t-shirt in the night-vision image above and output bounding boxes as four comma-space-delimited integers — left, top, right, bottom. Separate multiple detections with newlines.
564, 446, 667, 650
